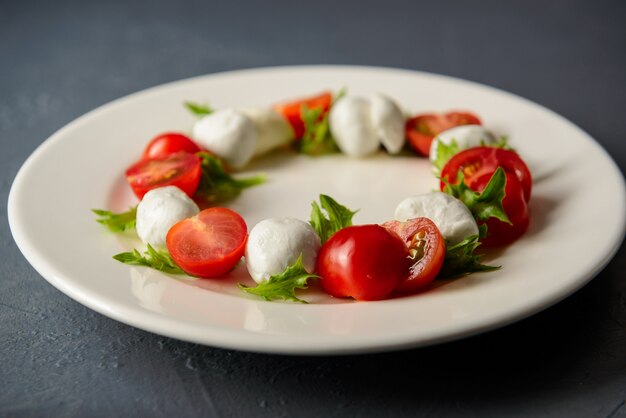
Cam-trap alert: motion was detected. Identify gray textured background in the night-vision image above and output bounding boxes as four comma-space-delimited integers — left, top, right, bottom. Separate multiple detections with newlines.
2, 0, 626, 416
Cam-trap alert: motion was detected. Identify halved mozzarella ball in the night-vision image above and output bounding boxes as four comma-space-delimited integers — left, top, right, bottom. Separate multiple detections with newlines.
394, 192, 478, 245
245, 218, 321, 283
369, 93, 405, 154
329, 97, 379, 157
429, 125, 497, 168
136, 186, 200, 249
192, 108, 257, 169
240, 107, 293, 156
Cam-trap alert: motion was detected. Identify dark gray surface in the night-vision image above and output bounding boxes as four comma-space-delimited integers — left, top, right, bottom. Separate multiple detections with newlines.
2, 0, 625, 416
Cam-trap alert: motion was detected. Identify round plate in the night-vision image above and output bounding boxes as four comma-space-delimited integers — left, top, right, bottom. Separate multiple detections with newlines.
8, 66, 626, 355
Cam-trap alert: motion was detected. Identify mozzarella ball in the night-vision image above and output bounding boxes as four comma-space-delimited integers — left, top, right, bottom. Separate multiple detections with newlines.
329, 96, 379, 157
394, 192, 478, 245
245, 218, 321, 283
136, 186, 200, 249
429, 125, 497, 168
240, 107, 293, 156
192, 108, 257, 169
369, 93, 405, 154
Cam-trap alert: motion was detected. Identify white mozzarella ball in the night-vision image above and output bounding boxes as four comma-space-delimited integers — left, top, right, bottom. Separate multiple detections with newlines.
369, 93, 405, 154
192, 108, 257, 169
240, 107, 294, 156
136, 186, 200, 249
245, 218, 321, 283
329, 96, 379, 157
394, 191, 478, 245
429, 125, 497, 168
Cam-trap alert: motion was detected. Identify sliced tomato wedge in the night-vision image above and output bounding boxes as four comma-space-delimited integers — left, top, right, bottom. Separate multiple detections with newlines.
142, 132, 202, 160
273, 91, 332, 139
125, 151, 201, 200
470, 172, 530, 247
382, 217, 446, 293
166, 208, 248, 278
405, 111, 481, 156
440, 146, 532, 202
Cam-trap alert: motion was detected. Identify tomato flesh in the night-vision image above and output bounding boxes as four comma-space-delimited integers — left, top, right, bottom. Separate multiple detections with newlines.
316, 225, 407, 301
126, 151, 201, 200
405, 111, 481, 156
274, 91, 332, 139
470, 172, 530, 247
166, 208, 248, 278
382, 218, 446, 293
142, 132, 202, 160
440, 146, 532, 202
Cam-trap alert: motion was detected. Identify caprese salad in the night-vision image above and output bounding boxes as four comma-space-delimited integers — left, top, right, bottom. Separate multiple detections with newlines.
94, 89, 532, 302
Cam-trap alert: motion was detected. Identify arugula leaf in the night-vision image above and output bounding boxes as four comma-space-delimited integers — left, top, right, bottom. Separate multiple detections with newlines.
239, 255, 319, 303
113, 244, 185, 275
296, 89, 346, 156
439, 235, 500, 278
92, 207, 137, 232
442, 167, 510, 224
185, 101, 213, 117
195, 152, 265, 203
432, 139, 461, 173
310, 194, 358, 243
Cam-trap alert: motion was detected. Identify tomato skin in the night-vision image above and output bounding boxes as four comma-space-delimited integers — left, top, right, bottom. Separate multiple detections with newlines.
316, 225, 408, 301
125, 152, 202, 200
382, 218, 446, 293
470, 172, 530, 247
440, 146, 532, 202
405, 111, 481, 156
142, 133, 202, 160
166, 208, 248, 278
274, 91, 332, 139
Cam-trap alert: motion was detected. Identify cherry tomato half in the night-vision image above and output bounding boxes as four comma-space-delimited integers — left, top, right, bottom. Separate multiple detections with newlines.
274, 91, 332, 139
316, 225, 408, 301
125, 151, 201, 200
166, 207, 248, 278
382, 218, 446, 294
405, 111, 481, 156
142, 132, 202, 160
440, 146, 532, 202
470, 172, 530, 247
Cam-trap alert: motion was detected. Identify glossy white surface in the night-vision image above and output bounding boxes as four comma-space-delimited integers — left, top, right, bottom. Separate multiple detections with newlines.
8, 66, 626, 354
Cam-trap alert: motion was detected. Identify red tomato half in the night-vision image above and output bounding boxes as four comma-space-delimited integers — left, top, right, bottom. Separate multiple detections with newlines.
440, 146, 532, 202
125, 152, 201, 200
405, 111, 481, 156
382, 218, 446, 294
274, 91, 332, 139
142, 132, 202, 160
166, 208, 248, 278
316, 225, 408, 301
470, 172, 530, 247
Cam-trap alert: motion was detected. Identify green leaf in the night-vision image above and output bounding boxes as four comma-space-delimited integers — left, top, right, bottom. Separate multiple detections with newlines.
442, 167, 510, 224
239, 255, 319, 303
432, 139, 460, 173
92, 207, 137, 232
439, 235, 500, 278
487, 135, 514, 151
309, 194, 358, 243
296, 89, 346, 156
195, 152, 265, 203
184, 101, 213, 117
113, 244, 186, 275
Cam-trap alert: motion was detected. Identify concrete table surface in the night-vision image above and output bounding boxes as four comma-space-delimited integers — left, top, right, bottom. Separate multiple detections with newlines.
1, 0, 625, 416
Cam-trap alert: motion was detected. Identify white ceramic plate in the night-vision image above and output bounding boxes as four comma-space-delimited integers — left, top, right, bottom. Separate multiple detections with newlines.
9, 66, 626, 355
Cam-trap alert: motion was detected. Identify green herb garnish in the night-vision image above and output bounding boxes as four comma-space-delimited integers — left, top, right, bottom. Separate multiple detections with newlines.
92, 207, 137, 232
113, 244, 185, 275
239, 255, 319, 303
310, 194, 358, 243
